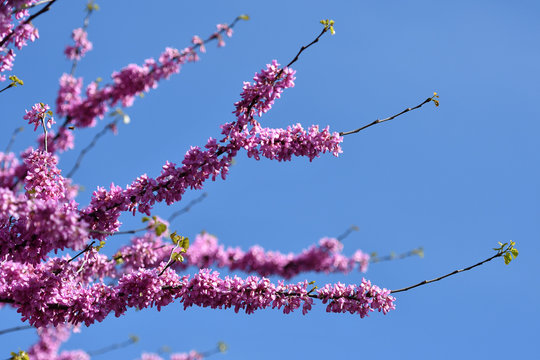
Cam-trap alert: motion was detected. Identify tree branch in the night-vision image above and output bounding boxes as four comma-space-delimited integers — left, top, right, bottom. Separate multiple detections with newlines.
0, 325, 32, 336
0, 0, 58, 48
339, 95, 437, 136
390, 246, 509, 294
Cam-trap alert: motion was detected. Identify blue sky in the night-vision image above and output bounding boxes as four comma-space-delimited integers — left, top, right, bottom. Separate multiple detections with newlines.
1, 0, 539, 359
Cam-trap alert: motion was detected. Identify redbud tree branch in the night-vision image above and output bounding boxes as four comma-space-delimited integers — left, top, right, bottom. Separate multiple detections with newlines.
0, 0, 58, 48
167, 192, 208, 223
390, 245, 511, 294
370, 247, 424, 264
0, 325, 32, 336
66, 119, 117, 178
86, 335, 138, 357
70, 1, 98, 76
339, 95, 437, 136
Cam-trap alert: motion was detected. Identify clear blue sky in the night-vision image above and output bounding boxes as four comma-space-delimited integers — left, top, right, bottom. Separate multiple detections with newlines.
1, 0, 538, 359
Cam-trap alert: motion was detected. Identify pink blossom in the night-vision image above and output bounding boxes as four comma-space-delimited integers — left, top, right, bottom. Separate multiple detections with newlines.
64, 28, 92, 60
24, 103, 55, 131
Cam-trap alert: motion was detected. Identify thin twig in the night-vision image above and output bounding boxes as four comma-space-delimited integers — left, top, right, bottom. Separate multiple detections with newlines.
12, 0, 54, 13
70, 2, 97, 76
87, 336, 138, 357
2, 127, 23, 170
370, 247, 423, 263
89, 226, 150, 236
66, 120, 117, 178
167, 192, 208, 223
0, 83, 14, 93
4, 127, 23, 154
390, 249, 504, 294
339, 96, 435, 136
0, 325, 33, 336
336, 225, 359, 241
66, 241, 95, 264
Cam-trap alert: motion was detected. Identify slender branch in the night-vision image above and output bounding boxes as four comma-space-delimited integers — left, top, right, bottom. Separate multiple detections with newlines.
286, 27, 328, 70
4, 127, 23, 153
371, 247, 423, 263
167, 192, 208, 223
90, 225, 150, 236
0, 325, 32, 336
13, 0, 54, 13
0, 0, 58, 48
0, 83, 14, 94
87, 336, 138, 357
339, 96, 435, 136
390, 249, 504, 294
66, 120, 117, 178
336, 225, 359, 241
66, 241, 95, 264
70, 1, 97, 76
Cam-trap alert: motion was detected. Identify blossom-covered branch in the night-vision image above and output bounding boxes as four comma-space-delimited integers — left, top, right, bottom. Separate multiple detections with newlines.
116, 232, 371, 279
0, 0, 57, 81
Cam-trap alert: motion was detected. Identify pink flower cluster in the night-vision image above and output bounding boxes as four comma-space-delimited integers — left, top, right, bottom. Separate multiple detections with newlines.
23, 102, 55, 131
64, 28, 93, 60
28, 324, 90, 360
117, 232, 370, 278
0, 262, 395, 327
54, 21, 236, 133
140, 352, 203, 360
23, 149, 66, 200
80, 61, 341, 235
0, 0, 40, 81
0, 187, 88, 264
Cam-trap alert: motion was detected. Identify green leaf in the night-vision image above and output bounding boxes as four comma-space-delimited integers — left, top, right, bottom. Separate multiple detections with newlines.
171, 252, 184, 262
155, 223, 167, 236
129, 334, 139, 343
180, 237, 190, 250
238, 14, 250, 20
170, 232, 180, 244
510, 248, 519, 258
141, 216, 150, 223
504, 252, 512, 265
218, 341, 228, 353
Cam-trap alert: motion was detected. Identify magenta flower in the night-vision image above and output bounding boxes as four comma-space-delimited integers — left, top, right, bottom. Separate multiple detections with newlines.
23, 103, 55, 131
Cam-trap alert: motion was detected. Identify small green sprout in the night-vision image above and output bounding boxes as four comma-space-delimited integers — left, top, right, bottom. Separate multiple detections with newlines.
129, 334, 140, 343
493, 241, 518, 265
431, 92, 440, 107
238, 14, 250, 21
9, 75, 23, 87
218, 341, 228, 353
10, 350, 29, 360
320, 19, 336, 35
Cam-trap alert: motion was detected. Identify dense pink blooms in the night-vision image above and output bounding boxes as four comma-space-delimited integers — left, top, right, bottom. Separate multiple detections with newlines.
56, 22, 235, 131
0, 15, 398, 349
27, 325, 90, 360
39, 127, 75, 153
0, 264, 394, 327
80, 61, 341, 233
140, 352, 203, 360
56, 74, 83, 117
24, 103, 55, 131
118, 232, 371, 278
192, 35, 205, 53
0, 0, 39, 81
64, 28, 92, 60
0, 187, 89, 264
23, 149, 65, 200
